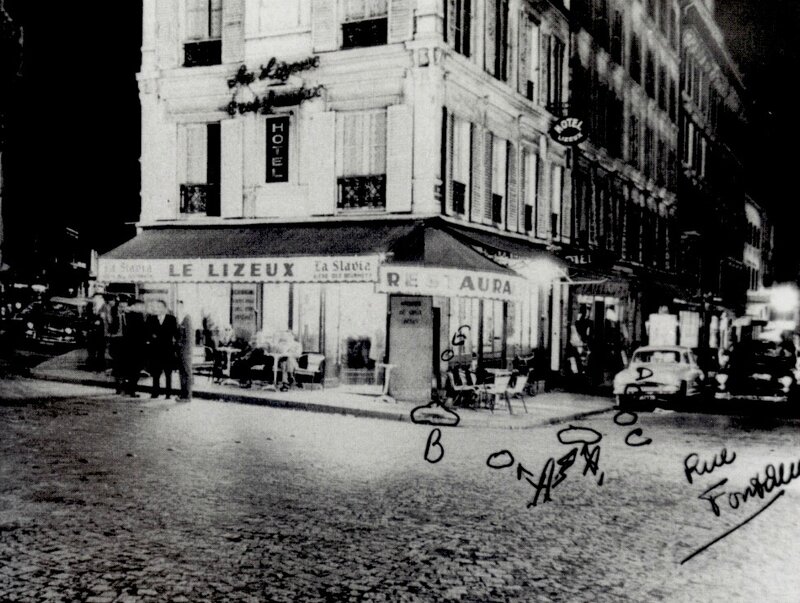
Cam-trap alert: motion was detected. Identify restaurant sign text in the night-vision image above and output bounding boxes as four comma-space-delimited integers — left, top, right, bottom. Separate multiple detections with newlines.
377, 266, 523, 302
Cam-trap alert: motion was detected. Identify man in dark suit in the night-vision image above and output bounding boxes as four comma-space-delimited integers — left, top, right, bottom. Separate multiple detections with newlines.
176, 300, 193, 401
122, 299, 148, 397
146, 300, 178, 399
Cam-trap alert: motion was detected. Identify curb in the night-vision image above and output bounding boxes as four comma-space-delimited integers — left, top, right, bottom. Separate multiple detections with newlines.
27, 370, 615, 428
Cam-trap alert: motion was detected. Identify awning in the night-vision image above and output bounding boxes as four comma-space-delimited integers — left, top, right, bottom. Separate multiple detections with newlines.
98, 219, 521, 295
440, 221, 567, 264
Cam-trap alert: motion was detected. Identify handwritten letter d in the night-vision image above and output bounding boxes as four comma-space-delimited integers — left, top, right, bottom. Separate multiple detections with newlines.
425, 428, 444, 464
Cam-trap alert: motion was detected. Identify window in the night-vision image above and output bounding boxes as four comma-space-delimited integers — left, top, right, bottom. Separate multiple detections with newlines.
485, 0, 509, 81
668, 76, 677, 122
547, 37, 565, 109
180, 123, 220, 216
551, 164, 563, 239
452, 117, 471, 215
522, 149, 538, 232
610, 9, 624, 65
446, 0, 472, 57
628, 114, 640, 168
643, 127, 654, 178
645, 49, 656, 98
491, 136, 507, 224
342, 0, 388, 49
336, 110, 387, 210
630, 33, 641, 83
520, 17, 540, 101
184, 0, 222, 67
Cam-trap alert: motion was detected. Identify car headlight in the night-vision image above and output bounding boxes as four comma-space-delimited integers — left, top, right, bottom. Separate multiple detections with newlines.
64, 327, 73, 335
716, 373, 728, 390
779, 376, 793, 391
26, 322, 34, 329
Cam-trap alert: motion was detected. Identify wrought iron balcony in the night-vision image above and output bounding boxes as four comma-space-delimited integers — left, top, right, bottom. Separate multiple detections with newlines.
337, 175, 386, 211
183, 39, 222, 67
180, 184, 220, 216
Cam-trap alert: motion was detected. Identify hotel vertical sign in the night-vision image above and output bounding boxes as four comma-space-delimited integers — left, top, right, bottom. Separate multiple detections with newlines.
266, 116, 290, 182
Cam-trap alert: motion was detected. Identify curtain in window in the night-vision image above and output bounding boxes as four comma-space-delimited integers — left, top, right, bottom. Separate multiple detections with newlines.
336, 110, 387, 177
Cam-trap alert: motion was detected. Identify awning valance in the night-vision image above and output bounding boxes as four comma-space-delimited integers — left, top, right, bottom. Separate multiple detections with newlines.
98, 219, 519, 291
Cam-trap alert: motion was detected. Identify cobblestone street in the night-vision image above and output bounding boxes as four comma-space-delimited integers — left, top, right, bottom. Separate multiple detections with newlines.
1, 377, 800, 602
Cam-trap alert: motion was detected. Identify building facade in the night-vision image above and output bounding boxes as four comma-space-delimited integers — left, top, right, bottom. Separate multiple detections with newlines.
100, 0, 772, 400
678, 0, 750, 351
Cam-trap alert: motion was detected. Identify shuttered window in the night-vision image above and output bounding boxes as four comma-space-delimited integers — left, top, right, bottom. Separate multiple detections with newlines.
491, 136, 507, 224
446, 0, 472, 57
342, 0, 388, 48
522, 149, 538, 233
551, 165, 564, 240
452, 117, 471, 214
518, 16, 540, 101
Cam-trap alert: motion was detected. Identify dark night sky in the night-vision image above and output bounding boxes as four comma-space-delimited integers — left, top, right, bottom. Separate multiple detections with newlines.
4, 1, 800, 279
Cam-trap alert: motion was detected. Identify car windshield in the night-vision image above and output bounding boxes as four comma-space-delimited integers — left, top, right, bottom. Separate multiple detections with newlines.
632, 350, 682, 364
728, 340, 795, 371
46, 302, 83, 317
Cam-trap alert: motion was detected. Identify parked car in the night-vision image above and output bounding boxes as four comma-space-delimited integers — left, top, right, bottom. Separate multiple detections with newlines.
24, 296, 89, 348
714, 339, 799, 403
613, 345, 705, 409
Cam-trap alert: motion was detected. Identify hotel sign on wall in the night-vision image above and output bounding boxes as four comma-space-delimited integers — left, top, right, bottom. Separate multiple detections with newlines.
266, 116, 289, 182
98, 256, 379, 284
377, 266, 524, 302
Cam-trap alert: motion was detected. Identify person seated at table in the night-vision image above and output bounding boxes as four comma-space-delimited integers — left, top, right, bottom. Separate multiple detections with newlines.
229, 330, 277, 386
275, 331, 302, 390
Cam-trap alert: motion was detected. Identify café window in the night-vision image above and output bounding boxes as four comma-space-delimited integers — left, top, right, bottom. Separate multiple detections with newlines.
342, 0, 388, 49
180, 123, 220, 217
184, 0, 222, 67
451, 116, 471, 215
336, 109, 387, 211
446, 0, 472, 57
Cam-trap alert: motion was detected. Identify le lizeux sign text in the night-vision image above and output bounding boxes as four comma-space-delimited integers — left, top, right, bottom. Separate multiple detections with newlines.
551, 117, 587, 146
98, 256, 379, 284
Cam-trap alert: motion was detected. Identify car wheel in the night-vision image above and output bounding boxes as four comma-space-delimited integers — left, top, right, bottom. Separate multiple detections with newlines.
616, 395, 633, 411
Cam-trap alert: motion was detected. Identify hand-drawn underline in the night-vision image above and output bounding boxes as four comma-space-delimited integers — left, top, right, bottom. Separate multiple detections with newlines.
680, 489, 785, 565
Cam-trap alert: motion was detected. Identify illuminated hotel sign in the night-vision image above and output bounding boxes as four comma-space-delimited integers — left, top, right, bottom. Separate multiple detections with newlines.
550, 116, 587, 146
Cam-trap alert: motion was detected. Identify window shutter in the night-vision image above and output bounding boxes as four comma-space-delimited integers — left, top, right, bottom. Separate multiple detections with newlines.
386, 104, 413, 212
388, 0, 413, 43
443, 109, 454, 214
561, 166, 571, 242
536, 160, 550, 237
445, 0, 457, 47
221, 119, 244, 218
485, 0, 497, 76
312, 0, 338, 52
156, 0, 178, 69
506, 142, 518, 232
222, 0, 245, 64
483, 130, 493, 222
308, 112, 337, 215
469, 124, 485, 223
517, 14, 529, 96
539, 33, 550, 107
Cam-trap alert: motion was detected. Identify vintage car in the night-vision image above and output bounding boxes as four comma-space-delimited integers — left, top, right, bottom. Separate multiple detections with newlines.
24, 296, 89, 348
714, 339, 799, 402
613, 345, 705, 409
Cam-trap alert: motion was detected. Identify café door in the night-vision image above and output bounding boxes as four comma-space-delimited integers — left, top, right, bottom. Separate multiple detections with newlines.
388, 295, 433, 403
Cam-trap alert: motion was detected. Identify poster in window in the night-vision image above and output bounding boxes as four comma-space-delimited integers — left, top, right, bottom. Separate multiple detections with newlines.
266, 116, 290, 182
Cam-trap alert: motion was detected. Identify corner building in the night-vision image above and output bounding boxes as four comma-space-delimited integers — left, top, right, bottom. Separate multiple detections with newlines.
101, 0, 577, 402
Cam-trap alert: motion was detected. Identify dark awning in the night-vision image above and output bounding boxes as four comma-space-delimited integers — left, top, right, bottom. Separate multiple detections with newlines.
439, 220, 567, 265
98, 219, 517, 284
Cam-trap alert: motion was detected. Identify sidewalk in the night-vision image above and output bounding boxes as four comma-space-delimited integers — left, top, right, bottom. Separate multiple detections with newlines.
28, 350, 615, 429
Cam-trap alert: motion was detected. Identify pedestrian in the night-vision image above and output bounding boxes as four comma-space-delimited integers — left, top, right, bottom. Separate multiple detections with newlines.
122, 299, 148, 397
109, 296, 129, 394
176, 300, 193, 401
275, 330, 302, 390
87, 293, 111, 371
146, 300, 178, 399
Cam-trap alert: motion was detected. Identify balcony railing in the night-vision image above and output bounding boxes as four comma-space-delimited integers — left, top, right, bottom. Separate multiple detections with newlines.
337, 175, 386, 211
180, 184, 220, 216
183, 39, 222, 67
